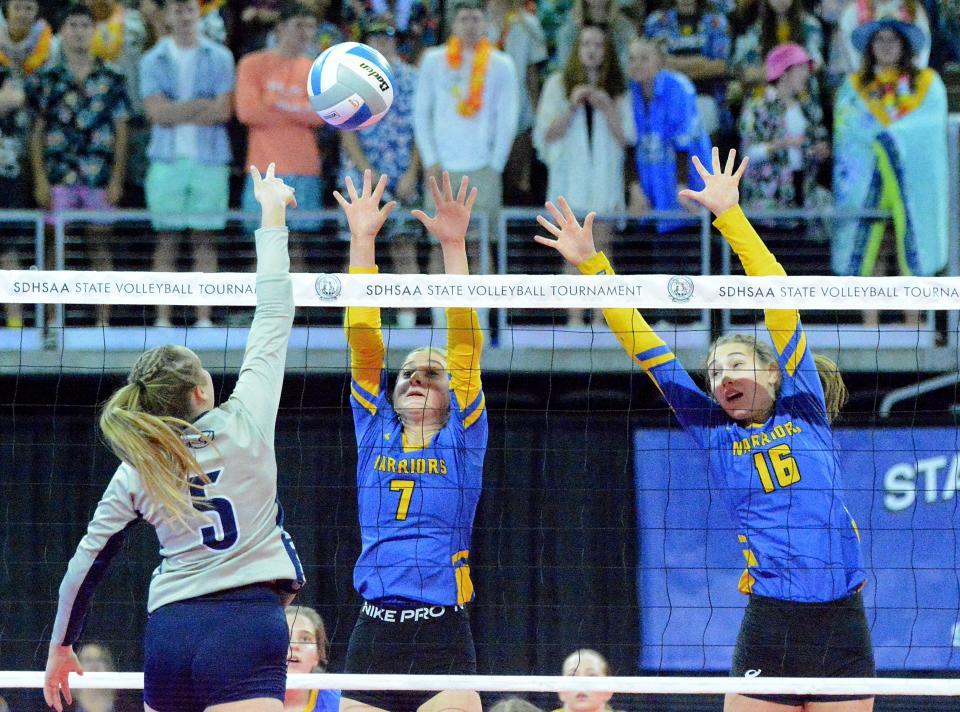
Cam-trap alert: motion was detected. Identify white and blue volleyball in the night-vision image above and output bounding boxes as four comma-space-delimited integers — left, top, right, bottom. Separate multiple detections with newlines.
307, 42, 394, 131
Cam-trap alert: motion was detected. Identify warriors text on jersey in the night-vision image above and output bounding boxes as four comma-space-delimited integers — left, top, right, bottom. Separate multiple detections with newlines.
580, 207, 865, 603
51, 227, 303, 646
346, 273, 487, 607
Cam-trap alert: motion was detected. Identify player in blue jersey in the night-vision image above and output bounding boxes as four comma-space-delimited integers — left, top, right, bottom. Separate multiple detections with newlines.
536, 148, 874, 712
44, 163, 304, 712
334, 169, 486, 712
286, 605, 340, 712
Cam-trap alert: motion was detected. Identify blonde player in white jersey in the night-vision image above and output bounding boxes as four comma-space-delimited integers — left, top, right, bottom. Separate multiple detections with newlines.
44, 163, 304, 712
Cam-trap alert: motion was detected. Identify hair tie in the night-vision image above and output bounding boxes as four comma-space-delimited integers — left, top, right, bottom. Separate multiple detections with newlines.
135, 379, 148, 396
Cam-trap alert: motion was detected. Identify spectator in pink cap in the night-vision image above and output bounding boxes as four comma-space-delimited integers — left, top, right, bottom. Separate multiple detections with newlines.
737, 42, 830, 223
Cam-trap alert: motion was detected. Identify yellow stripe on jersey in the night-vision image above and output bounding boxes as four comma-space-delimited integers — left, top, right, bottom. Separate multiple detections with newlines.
738, 535, 758, 594
452, 550, 473, 606
350, 384, 378, 415
463, 393, 486, 429
784, 330, 807, 377
639, 351, 676, 371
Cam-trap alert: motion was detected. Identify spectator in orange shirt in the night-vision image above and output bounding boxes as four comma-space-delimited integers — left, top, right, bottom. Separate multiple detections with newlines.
236, 0, 323, 271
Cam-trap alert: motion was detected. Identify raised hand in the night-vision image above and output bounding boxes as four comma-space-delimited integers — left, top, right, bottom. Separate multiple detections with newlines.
251, 162, 298, 210
534, 196, 597, 267
678, 147, 749, 218
44, 645, 83, 712
411, 172, 477, 249
333, 168, 397, 243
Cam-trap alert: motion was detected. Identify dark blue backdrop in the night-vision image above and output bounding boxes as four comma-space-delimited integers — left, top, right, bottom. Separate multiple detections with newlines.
635, 427, 960, 671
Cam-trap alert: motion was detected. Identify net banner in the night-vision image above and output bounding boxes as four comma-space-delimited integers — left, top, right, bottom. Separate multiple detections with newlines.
635, 427, 960, 671
4, 270, 960, 309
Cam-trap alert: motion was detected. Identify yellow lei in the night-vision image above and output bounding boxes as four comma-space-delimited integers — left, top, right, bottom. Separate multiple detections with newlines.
0, 20, 52, 75
852, 67, 933, 126
91, 5, 124, 62
447, 36, 492, 118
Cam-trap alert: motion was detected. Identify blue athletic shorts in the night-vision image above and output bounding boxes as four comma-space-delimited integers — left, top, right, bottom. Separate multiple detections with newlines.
143, 584, 288, 712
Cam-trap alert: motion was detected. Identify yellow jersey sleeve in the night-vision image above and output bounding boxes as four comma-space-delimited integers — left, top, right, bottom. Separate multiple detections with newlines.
344, 265, 384, 407
712, 205, 801, 361
446, 307, 484, 415
577, 252, 672, 371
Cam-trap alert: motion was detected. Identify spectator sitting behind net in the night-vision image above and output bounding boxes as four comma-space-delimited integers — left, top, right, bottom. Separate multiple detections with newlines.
553, 649, 616, 712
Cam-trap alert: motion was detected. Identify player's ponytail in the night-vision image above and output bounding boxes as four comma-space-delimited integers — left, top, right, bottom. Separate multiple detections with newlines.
813, 353, 848, 423
99, 345, 210, 525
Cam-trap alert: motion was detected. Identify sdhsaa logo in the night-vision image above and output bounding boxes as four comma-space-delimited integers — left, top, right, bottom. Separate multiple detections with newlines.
667, 275, 694, 303
315, 274, 342, 301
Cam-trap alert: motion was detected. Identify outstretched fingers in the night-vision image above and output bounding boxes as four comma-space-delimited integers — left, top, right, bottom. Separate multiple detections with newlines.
344, 175, 359, 202
733, 155, 750, 181
464, 186, 478, 212
371, 172, 389, 203
710, 145, 721, 175
441, 171, 454, 202
250, 165, 263, 187
555, 195, 578, 226
536, 213, 563, 238
582, 211, 596, 233
361, 168, 373, 198
690, 154, 710, 182
723, 148, 737, 175
379, 200, 397, 222
544, 200, 567, 228
455, 175, 470, 204
265, 162, 276, 181
428, 175, 443, 208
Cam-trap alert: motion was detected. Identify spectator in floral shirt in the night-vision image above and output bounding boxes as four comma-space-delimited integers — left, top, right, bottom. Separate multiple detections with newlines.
0, 60, 27, 328
26, 2, 129, 326
340, 19, 421, 327
343, 0, 436, 62
644, 0, 731, 138
738, 43, 830, 219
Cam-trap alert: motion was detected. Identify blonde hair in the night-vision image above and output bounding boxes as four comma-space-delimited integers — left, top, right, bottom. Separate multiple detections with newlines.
100, 345, 210, 525
562, 648, 610, 676
707, 333, 848, 423
401, 346, 448, 368
285, 605, 330, 671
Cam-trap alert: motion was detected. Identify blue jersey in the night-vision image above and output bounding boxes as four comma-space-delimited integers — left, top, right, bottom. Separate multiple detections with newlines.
302, 688, 341, 712
581, 207, 866, 603
643, 322, 865, 602
346, 293, 487, 607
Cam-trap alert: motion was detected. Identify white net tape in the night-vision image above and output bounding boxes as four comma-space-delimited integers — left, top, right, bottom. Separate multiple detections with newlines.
3, 271, 960, 309
2, 672, 960, 695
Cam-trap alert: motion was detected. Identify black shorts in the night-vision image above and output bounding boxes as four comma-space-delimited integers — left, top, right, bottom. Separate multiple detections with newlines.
731, 591, 875, 707
342, 601, 477, 712
144, 584, 288, 712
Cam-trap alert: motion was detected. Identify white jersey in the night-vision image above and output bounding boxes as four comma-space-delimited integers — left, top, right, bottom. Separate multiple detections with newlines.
51, 227, 303, 646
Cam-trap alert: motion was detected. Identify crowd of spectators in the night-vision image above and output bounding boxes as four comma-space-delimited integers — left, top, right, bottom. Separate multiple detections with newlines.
0, 0, 958, 327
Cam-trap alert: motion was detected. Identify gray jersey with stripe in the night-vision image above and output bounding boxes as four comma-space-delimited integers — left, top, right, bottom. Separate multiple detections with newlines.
51, 227, 303, 646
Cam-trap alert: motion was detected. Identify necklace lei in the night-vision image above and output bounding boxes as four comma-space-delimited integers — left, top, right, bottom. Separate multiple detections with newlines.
447, 36, 492, 117
91, 6, 124, 62
868, 68, 920, 121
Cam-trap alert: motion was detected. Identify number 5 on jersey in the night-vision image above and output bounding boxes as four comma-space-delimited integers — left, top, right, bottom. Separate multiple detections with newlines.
189, 469, 239, 550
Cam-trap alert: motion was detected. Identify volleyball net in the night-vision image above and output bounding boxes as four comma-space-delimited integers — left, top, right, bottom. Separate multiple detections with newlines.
4, 256, 960, 709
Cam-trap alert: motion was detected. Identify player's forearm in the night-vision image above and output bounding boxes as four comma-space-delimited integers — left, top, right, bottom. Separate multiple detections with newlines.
713, 205, 784, 277
446, 307, 483, 404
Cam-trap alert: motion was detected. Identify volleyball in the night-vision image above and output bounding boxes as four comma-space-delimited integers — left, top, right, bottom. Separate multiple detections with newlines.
307, 42, 395, 131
